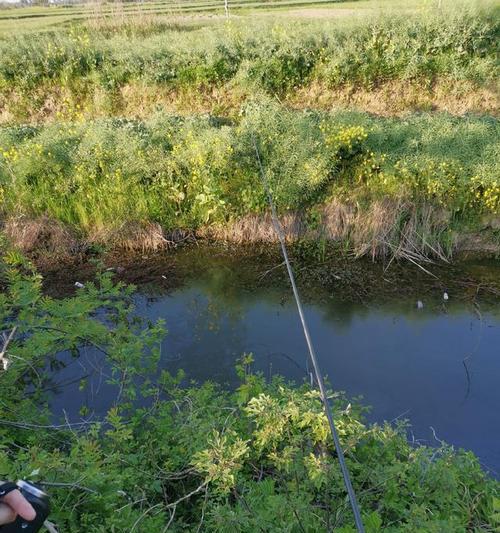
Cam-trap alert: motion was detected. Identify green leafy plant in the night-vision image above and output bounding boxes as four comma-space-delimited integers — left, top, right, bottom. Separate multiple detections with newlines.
0, 260, 498, 531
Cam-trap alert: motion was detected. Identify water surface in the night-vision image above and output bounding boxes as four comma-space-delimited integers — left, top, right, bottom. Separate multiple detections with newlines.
47, 251, 500, 476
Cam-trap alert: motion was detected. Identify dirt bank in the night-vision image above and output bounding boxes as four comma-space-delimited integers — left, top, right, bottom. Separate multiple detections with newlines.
3, 199, 499, 265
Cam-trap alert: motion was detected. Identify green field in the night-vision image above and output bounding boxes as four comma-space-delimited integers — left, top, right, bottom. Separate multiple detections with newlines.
0, 0, 497, 121
0, 0, 426, 35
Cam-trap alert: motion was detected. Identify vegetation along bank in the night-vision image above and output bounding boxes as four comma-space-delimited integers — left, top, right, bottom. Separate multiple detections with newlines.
1, 102, 498, 260
0, 4, 498, 121
0, 1, 499, 530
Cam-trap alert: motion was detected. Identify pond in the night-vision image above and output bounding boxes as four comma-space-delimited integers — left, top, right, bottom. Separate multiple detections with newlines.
44, 246, 500, 477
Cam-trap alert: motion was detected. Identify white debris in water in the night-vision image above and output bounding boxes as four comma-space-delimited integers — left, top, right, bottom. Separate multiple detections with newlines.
74, 282, 85, 289
443, 292, 449, 301
417, 300, 424, 309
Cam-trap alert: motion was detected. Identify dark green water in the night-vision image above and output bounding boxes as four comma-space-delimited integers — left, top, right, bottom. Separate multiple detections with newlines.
46, 247, 500, 476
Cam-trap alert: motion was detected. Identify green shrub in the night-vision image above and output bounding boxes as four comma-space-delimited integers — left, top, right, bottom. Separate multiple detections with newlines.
318, 8, 499, 87
0, 258, 498, 531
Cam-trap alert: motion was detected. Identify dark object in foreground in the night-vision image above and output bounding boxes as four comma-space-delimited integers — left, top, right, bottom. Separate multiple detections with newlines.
0, 482, 50, 533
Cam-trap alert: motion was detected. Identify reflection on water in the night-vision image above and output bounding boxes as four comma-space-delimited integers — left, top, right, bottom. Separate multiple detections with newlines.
48, 255, 500, 476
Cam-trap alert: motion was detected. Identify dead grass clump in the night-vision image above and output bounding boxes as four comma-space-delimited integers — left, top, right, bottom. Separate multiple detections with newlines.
351, 199, 452, 261
288, 80, 499, 117
204, 212, 306, 243
0, 205, 463, 261
200, 199, 453, 261
90, 222, 172, 252
320, 199, 356, 240
89, 222, 193, 251
351, 199, 401, 259
3, 78, 495, 126
3, 216, 77, 254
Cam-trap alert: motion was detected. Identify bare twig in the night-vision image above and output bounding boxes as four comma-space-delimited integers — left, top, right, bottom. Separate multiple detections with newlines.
165, 481, 208, 509
116, 497, 147, 512
130, 502, 164, 532
163, 506, 176, 532
0, 327, 17, 370
5, 353, 43, 386
195, 485, 209, 533
38, 481, 98, 495
44, 520, 59, 533
258, 260, 286, 280
0, 419, 94, 431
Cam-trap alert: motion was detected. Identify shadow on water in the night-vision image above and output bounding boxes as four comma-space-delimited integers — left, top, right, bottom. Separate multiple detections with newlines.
44, 245, 500, 477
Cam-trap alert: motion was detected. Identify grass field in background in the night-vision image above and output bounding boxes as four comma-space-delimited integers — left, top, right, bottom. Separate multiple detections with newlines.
0, 0, 443, 35
0, 0, 497, 122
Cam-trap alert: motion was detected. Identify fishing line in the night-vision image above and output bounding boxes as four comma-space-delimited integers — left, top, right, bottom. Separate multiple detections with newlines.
252, 136, 365, 533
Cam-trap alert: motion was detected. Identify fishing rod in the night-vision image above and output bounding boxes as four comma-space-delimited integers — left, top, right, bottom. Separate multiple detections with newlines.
252, 136, 365, 533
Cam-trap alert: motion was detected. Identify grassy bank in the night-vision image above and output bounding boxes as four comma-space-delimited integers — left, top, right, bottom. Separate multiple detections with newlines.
0, 258, 499, 531
1, 102, 498, 259
0, 2, 498, 122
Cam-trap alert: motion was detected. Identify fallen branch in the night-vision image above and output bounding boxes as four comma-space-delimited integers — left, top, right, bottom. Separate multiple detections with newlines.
258, 260, 286, 280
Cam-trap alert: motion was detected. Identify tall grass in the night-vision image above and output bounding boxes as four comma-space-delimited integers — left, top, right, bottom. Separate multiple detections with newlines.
0, 4, 497, 104
0, 102, 498, 252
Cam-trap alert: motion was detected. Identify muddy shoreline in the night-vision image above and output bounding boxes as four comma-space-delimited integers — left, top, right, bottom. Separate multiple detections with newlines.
33, 242, 500, 310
